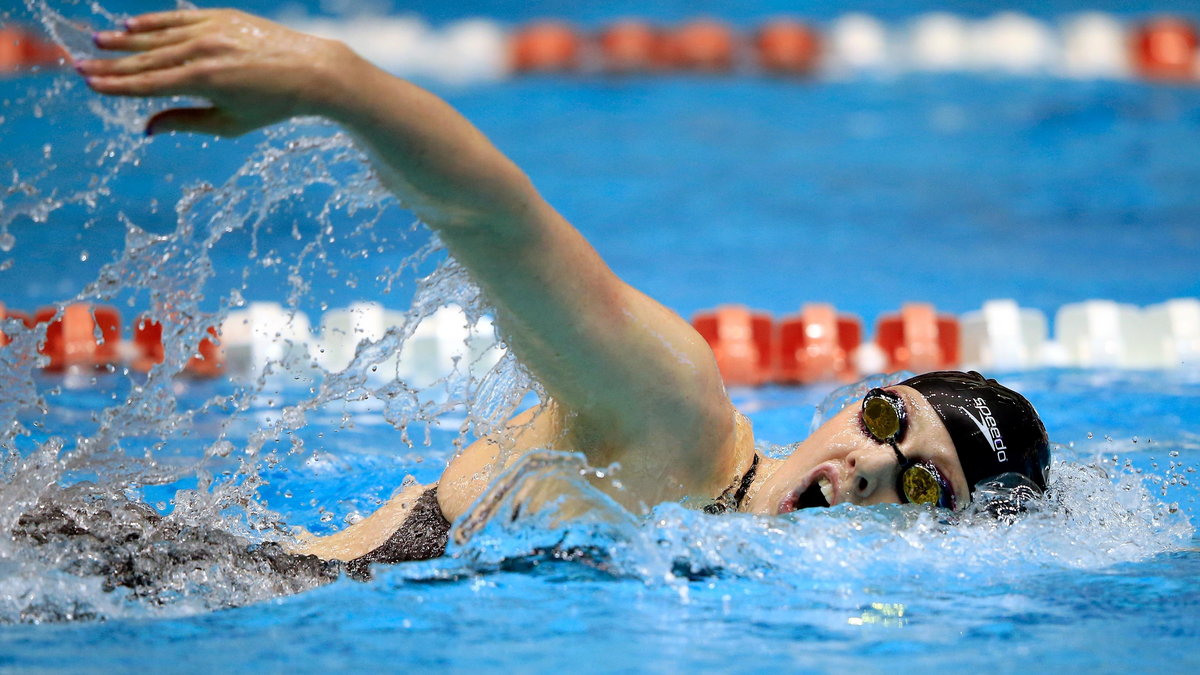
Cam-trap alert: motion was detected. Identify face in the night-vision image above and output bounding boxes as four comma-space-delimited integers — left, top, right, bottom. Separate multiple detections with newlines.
743, 385, 971, 515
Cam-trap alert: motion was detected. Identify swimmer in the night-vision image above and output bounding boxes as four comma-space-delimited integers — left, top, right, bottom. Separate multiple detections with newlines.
75, 9, 1050, 572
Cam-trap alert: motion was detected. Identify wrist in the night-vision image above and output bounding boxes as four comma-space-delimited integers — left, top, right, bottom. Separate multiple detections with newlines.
300, 38, 371, 120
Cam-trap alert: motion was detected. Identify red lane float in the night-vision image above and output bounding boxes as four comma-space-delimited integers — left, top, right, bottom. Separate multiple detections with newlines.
510, 21, 581, 73
692, 305, 774, 386
0, 26, 67, 73
131, 316, 165, 373
874, 303, 960, 373
24, 33, 67, 68
0, 303, 34, 347
187, 326, 224, 378
776, 303, 861, 383
35, 304, 122, 371
663, 19, 736, 71
0, 28, 23, 73
755, 19, 822, 75
599, 20, 665, 73
1131, 17, 1198, 80
133, 318, 224, 377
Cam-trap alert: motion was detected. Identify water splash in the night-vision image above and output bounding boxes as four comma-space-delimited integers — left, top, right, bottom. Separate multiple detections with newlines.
0, 0, 537, 622
395, 451, 1192, 595
0, 0, 1193, 626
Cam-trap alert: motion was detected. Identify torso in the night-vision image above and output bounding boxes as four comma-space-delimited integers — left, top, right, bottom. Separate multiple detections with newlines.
295, 401, 757, 564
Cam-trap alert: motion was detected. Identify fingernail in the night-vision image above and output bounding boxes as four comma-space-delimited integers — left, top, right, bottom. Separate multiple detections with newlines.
123, 18, 133, 30
92, 31, 101, 45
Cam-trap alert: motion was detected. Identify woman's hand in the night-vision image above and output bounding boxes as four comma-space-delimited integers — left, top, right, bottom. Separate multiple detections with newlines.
76, 9, 349, 137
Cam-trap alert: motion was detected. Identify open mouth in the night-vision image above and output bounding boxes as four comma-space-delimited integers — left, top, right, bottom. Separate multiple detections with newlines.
781, 477, 834, 513
797, 478, 832, 509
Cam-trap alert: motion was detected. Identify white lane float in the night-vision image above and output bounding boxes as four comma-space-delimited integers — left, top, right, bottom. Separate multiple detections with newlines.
960, 299, 1049, 371
971, 12, 1058, 74
907, 13, 972, 72
1053, 300, 1144, 369
827, 13, 890, 73
1060, 12, 1130, 79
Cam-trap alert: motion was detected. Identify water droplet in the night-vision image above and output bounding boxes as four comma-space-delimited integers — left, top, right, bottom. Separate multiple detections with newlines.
281, 406, 306, 430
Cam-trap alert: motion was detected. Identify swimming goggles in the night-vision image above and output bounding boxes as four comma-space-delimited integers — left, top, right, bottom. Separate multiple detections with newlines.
861, 388, 955, 509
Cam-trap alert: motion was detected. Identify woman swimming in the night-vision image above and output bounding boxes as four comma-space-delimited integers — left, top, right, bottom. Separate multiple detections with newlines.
75, 9, 1050, 570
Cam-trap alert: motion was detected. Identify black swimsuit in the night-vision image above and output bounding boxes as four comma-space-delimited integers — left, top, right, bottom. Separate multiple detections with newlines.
703, 454, 759, 515
345, 486, 451, 580
346, 457, 758, 578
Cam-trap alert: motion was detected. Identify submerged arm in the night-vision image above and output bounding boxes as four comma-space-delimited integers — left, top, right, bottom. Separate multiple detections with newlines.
79, 10, 740, 497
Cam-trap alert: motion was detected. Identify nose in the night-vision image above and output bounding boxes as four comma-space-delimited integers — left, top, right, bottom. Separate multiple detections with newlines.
847, 443, 901, 502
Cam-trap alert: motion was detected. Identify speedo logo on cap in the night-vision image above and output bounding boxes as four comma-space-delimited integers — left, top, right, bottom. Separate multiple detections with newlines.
959, 398, 1008, 463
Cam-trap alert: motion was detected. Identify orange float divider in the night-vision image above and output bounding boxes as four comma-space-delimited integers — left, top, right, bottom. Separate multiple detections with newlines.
599, 20, 667, 73
35, 304, 122, 371
936, 314, 960, 369
186, 326, 224, 378
777, 303, 862, 383
0, 27, 67, 73
133, 317, 223, 377
1131, 17, 1198, 81
692, 305, 774, 386
0, 303, 34, 347
131, 316, 165, 372
662, 19, 737, 72
23, 34, 68, 68
510, 21, 581, 73
874, 303, 960, 373
755, 19, 821, 75
0, 27, 25, 73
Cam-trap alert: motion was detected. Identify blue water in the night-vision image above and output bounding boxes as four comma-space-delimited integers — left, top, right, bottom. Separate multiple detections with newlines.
2, 1, 1200, 672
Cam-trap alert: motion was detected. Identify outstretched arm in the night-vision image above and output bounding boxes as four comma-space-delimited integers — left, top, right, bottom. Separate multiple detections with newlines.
79, 10, 741, 497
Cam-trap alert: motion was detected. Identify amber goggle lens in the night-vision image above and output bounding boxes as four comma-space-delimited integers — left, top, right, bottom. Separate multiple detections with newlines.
901, 464, 943, 505
862, 393, 902, 443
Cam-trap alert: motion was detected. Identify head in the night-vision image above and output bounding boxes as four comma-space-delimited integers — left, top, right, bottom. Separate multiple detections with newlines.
743, 371, 1050, 515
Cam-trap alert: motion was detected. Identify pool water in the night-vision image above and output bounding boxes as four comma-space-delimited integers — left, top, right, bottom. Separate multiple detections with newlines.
2, 1, 1200, 672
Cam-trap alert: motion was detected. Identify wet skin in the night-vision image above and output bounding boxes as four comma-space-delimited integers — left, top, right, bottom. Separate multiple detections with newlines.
741, 385, 971, 515
76, 10, 972, 563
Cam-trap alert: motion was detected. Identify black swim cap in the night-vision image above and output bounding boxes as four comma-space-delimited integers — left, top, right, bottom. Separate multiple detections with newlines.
899, 371, 1050, 497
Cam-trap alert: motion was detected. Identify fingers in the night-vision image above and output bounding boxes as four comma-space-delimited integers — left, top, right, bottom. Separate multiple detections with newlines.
93, 24, 199, 53
77, 42, 194, 77
147, 108, 251, 138
123, 10, 207, 34
84, 67, 194, 98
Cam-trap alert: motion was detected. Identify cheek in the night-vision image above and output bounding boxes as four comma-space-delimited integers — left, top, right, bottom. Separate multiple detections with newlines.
811, 417, 869, 461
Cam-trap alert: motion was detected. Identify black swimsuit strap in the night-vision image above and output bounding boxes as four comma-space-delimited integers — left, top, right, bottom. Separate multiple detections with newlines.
704, 453, 759, 515
733, 453, 759, 510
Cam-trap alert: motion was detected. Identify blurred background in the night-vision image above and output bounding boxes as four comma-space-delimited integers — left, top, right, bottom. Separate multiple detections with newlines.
2, 0, 1198, 334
